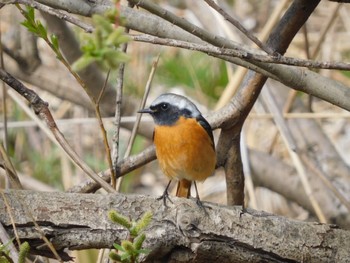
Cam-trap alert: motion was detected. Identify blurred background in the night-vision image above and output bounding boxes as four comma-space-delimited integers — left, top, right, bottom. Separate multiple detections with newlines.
1, 0, 350, 262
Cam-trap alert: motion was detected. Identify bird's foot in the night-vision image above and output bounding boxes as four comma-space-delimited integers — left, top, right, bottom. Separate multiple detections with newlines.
195, 197, 209, 215
239, 205, 247, 218
157, 190, 173, 207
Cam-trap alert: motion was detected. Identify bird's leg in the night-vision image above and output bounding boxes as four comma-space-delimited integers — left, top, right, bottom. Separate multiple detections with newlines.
193, 181, 208, 213
157, 180, 173, 207
240, 204, 247, 218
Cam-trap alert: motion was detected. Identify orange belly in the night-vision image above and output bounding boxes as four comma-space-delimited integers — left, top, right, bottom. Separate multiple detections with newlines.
154, 117, 216, 182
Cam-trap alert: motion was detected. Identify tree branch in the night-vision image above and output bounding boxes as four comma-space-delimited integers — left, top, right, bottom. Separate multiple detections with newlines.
0, 68, 116, 193
132, 34, 350, 70
3, 0, 349, 111
1, 190, 349, 262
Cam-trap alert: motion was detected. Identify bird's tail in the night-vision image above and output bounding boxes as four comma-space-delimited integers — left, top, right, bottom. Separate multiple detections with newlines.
176, 179, 191, 198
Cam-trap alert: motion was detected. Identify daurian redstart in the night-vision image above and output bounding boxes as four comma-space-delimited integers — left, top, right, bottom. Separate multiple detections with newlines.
139, 93, 216, 205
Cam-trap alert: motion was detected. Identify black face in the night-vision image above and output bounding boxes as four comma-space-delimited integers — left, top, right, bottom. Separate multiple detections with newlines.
150, 102, 192, 126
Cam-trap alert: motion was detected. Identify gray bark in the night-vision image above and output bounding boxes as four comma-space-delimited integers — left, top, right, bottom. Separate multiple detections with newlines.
0, 190, 349, 262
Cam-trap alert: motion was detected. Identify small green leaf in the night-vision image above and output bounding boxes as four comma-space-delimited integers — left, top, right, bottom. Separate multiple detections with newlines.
50, 34, 59, 52
92, 14, 113, 34
27, 6, 35, 21
120, 253, 131, 261
133, 211, 152, 235
133, 233, 146, 251
36, 21, 48, 39
113, 243, 125, 252
105, 28, 124, 46
114, 35, 131, 46
18, 242, 30, 263
105, 8, 118, 23
71, 55, 96, 71
21, 22, 37, 34
109, 250, 121, 261
121, 240, 135, 254
108, 210, 132, 229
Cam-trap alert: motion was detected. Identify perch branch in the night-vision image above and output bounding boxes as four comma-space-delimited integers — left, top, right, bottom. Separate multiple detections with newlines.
0, 190, 349, 262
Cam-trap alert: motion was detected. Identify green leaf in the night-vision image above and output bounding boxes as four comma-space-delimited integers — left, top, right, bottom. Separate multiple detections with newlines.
133, 211, 152, 235
133, 233, 146, 251
36, 21, 48, 39
120, 253, 131, 261
27, 6, 35, 21
92, 14, 113, 34
72, 3, 130, 72
109, 251, 122, 261
105, 28, 124, 46
121, 240, 136, 256
71, 55, 96, 71
21, 22, 37, 34
50, 34, 59, 52
108, 210, 132, 229
114, 34, 131, 46
105, 8, 118, 23
113, 243, 125, 252
18, 242, 30, 263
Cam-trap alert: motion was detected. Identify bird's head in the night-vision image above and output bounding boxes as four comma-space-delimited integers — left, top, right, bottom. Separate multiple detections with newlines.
138, 93, 202, 126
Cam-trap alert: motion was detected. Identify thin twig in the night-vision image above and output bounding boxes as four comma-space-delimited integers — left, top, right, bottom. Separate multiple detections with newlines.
0, 192, 21, 250
0, 68, 116, 193
0, 116, 153, 129
301, 154, 350, 212
0, 22, 8, 152
248, 112, 350, 119
261, 85, 327, 223
16, 4, 123, 192
215, 0, 289, 110
67, 145, 157, 193
115, 54, 160, 190
128, 0, 349, 71
0, 190, 64, 262
240, 131, 257, 209
124, 54, 160, 158
95, 70, 116, 188
0, 221, 18, 263
127, 0, 242, 50
132, 34, 350, 70
111, 25, 130, 191
109, 0, 133, 190
17, 0, 93, 32
111, 62, 125, 187
0, 144, 22, 189
310, 3, 342, 59
203, 0, 274, 55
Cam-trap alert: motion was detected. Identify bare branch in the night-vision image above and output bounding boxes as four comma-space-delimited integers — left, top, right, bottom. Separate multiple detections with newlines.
0, 69, 116, 193
17, 0, 93, 32
1, 190, 349, 262
132, 34, 350, 70
203, 0, 274, 54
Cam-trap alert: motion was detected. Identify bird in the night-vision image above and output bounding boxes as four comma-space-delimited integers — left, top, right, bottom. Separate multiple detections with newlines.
138, 93, 216, 206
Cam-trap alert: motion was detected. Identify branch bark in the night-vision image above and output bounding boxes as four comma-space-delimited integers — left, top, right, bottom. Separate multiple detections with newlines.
0, 190, 349, 262
3, 0, 350, 111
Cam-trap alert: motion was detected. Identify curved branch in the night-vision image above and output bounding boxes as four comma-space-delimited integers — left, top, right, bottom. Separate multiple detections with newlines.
3, 0, 348, 112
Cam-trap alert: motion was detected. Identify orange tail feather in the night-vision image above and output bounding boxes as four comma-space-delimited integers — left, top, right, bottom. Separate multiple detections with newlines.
176, 179, 191, 198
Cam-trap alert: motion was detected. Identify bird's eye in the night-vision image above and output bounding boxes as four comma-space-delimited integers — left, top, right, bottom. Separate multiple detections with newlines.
160, 103, 168, 111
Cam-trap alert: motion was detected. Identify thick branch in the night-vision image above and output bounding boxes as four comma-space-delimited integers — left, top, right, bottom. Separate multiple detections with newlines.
3, 0, 349, 111
0, 190, 349, 262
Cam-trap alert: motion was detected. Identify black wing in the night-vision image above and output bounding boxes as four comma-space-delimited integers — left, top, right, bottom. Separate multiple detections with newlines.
197, 115, 215, 149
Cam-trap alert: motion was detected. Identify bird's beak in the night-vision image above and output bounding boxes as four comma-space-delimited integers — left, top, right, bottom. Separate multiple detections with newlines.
138, 108, 153, 114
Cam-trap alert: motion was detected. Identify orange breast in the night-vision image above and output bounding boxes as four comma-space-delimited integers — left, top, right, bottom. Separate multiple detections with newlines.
154, 117, 216, 182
